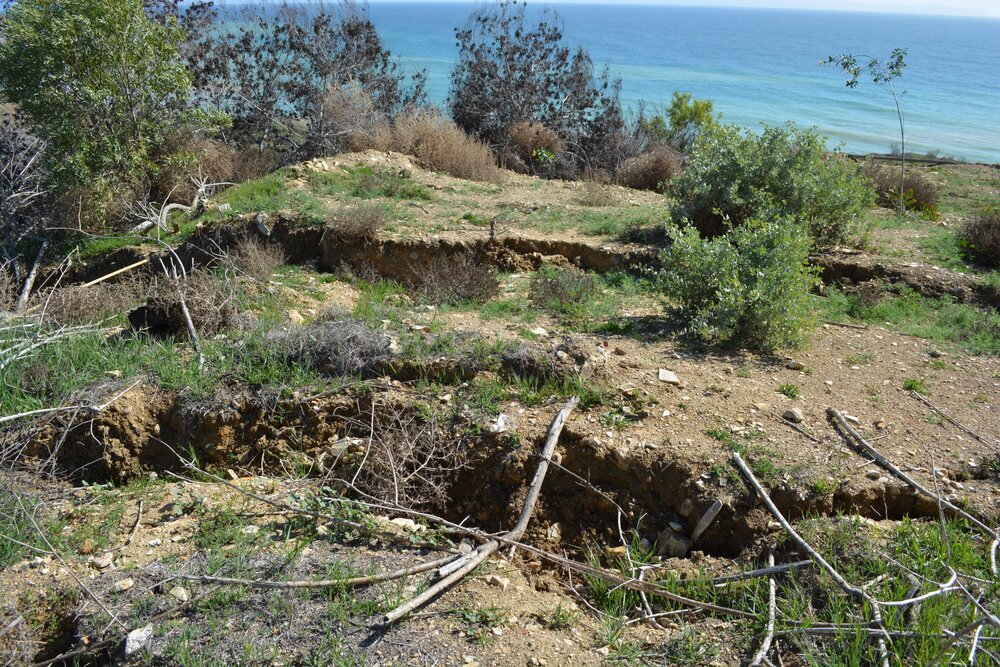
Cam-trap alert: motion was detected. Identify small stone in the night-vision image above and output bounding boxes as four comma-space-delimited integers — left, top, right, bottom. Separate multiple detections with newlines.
484, 574, 510, 591
767, 521, 782, 530
786, 360, 806, 371
287, 309, 304, 325
656, 529, 692, 558
91, 553, 113, 570
389, 517, 426, 533
546, 523, 561, 541
596, 647, 611, 657
167, 586, 189, 603
409, 324, 429, 333
668, 520, 685, 532
865, 471, 881, 480
241, 525, 259, 535
783, 408, 804, 424
605, 545, 628, 559
488, 414, 509, 433
658, 369, 680, 385
678, 499, 695, 517
491, 627, 503, 637
581, 437, 601, 450
529, 327, 548, 337
226, 468, 239, 481
125, 625, 154, 655
114, 578, 135, 593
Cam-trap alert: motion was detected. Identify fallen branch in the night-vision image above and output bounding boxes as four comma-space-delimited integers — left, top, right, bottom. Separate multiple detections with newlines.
733, 452, 890, 667
381, 396, 579, 624
79, 258, 150, 290
828, 407, 998, 539
749, 548, 777, 666
15, 237, 48, 313
711, 560, 813, 586
178, 554, 460, 590
908, 390, 999, 448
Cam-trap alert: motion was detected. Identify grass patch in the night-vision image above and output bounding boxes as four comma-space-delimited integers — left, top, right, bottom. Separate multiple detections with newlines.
309, 167, 432, 202
818, 287, 1000, 355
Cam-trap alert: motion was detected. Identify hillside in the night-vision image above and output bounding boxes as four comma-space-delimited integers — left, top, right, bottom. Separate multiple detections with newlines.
2, 153, 999, 666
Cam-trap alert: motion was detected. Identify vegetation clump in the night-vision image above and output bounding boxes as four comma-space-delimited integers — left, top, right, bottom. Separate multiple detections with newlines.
959, 206, 1000, 268
657, 218, 819, 350
864, 161, 938, 218
669, 123, 875, 248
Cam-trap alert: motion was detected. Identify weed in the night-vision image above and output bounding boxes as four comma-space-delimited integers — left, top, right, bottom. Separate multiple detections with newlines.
778, 383, 800, 399
529, 266, 599, 323
543, 602, 578, 630
456, 602, 506, 645
659, 625, 720, 665
844, 351, 876, 365
902, 377, 928, 393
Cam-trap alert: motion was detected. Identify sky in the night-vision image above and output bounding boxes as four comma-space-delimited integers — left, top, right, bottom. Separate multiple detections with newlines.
367, 0, 1000, 19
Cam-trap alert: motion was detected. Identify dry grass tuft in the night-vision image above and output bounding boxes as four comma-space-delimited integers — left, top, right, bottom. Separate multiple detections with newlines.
410, 254, 500, 306
137, 269, 236, 336
509, 121, 564, 157
386, 111, 500, 182
616, 148, 682, 192
960, 207, 1000, 268
272, 311, 392, 377
577, 169, 617, 207
228, 237, 286, 283
39, 275, 149, 327
326, 203, 388, 245
0, 266, 15, 311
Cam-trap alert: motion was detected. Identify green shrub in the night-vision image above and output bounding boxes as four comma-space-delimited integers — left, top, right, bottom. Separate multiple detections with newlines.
657, 218, 819, 350
959, 206, 1000, 268
529, 266, 599, 322
668, 123, 874, 248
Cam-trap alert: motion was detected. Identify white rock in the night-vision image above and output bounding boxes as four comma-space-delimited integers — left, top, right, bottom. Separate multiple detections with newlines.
658, 369, 680, 385
113, 578, 135, 593
783, 408, 805, 424
484, 574, 510, 591
529, 327, 548, 337
488, 414, 509, 434
167, 586, 189, 603
125, 625, 154, 655
786, 360, 806, 371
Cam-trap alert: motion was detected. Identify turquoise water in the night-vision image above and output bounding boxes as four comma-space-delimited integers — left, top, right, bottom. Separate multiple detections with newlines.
361, 3, 1000, 163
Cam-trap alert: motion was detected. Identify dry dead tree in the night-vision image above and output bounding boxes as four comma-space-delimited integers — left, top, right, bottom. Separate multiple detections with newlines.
381, 396, 580, 624
733, 452, 892, 667
827, 407, 999, 540
131, 173, 232, 234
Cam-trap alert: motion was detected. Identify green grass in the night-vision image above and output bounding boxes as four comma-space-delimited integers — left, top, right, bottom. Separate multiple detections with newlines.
818, 287, 1000, 355
215, 171, 328, 224
309, 167, 432, 202
778, 383, 801, 399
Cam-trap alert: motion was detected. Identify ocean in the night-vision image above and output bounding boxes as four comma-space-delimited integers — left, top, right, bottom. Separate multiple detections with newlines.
358, 3, 1000, 164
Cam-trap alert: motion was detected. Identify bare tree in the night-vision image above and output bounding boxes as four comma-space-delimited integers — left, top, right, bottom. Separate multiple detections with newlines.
0, 114, 49, 302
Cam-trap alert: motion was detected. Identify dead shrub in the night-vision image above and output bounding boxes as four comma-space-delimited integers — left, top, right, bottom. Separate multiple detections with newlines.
136, 269, 236, 336
509, 121, 564, 155
863, 162, 938, 217
391, 111, 499, 182
312, 84, 389, 154
0, 265, 15, 311
228, 237, 286, 282
578, 169, 617, 207
617, 148, 682, 192
410, 254, 499, 306
848, 280, 888, 309
326, 204, 388, 245
960, 207, 1000, 268
272, 311, 392, 377
346, 405, 467, 508
39, 275, 149, 327
529, 266, 598, 321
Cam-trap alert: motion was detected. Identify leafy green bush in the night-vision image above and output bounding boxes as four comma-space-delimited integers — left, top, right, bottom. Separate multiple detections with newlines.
657, 218, 819, 350
668, 123, 874, 248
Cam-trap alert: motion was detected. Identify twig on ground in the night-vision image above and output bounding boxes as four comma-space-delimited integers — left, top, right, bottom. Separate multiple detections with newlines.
711, 560, 813, 586
828, 407, 998, 539
909, 390, 999, 448
382, 397, 579, 624
750, 548, 777, 666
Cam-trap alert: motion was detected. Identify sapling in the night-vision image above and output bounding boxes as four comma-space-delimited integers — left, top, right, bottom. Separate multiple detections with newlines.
825, 48, 908, 218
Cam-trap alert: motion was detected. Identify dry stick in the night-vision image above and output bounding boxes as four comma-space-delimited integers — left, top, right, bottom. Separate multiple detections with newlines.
750, 548, 777, 667
712, 560, 813, 586
991, 539, 998, 578
79, 258, 150, 290
827, 407, 998, 539
177, 554, 460, 590
15, 238, 49, 313
732, 452, 891, 667
772, 412, 822, 444
382, 397, 579, 625
0, 378, 140, 425
157, 258, 204, 368
909, 390, 1000, 448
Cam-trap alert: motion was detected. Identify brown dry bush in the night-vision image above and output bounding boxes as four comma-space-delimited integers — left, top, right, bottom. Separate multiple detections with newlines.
228, 237, 286, 282
313, 84, 388, 154
960, 207, 1000, 268
578, 169, 617, 207
271, 311, 392, 377
140, 269, 236, 336
410, 253, 499, 306
39, 275, 149, 327
0, 266, 15, 311
863, 162, 938, 216
509, 121, 565, 158
346, 404, 468, 508
389, 111, 499, 182
616, 148, 682, 192
326, 203, 388, 245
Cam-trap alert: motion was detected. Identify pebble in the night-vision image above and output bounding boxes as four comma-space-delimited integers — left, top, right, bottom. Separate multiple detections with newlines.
484, 574, 510, 591
125, 625, 154, 656
786, 360, 806, 371
783, 408, 805, 424
113, 578, 135, 593
91, 554, 113, 570
529, 327, 548, 337
865, 471, 882, 480
658, 369, 681, 385
168, 586, 190, 603
389, 517, 426, 533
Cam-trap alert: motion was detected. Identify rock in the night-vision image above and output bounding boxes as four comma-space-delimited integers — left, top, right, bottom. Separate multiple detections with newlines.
147, 539, 162, 547
217, 203, 232, 213
488, 414, 509, 434
786, 360, 806, 371
389, 517, 426, 533
656, 529, 692, 558
113, 578, 135, 593
581, 437, 601, 450
529, 327, 548, 337
241, 525, 259, 535
865, 471, 881, 480
484, 574, 510, 591
167, 586, 189, 603
125, 625, 154, 656
668, 521, 684, 532
783, 408, 805, 424
287, 309, 304, 325
91, 553, 113, 570
546, 523, 561, 541
658, 369, 680, 385
678, 499, 695, 517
